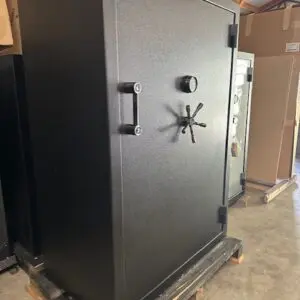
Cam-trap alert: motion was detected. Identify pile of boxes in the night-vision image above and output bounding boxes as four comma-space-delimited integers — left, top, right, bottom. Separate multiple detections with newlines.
240, 6, 300, 184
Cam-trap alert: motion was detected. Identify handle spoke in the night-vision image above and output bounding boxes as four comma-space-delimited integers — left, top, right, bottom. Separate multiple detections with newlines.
192, 103, 203, 118
186, 105, 191, 119
194, 122, 207, 128
189, 125, 196, 143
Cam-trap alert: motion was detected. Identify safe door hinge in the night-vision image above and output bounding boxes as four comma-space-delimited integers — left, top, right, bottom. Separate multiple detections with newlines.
247, 67, 253, 82
218, 206, 228, 225
240, 172, 246, 186
228, 24, 238, 49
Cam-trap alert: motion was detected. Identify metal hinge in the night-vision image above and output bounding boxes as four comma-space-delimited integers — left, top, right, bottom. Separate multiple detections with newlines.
228, 24, 238, 49
247, 67, 253, 82
218, 206, 228, 225
240, 172, 246, 186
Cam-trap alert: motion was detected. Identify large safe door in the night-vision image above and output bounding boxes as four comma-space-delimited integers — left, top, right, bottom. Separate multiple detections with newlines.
117, 1, 235, 299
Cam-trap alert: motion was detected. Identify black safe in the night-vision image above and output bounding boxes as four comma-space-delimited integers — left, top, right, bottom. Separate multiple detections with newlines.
16, 0, 239, 299
0, 55, 40, 257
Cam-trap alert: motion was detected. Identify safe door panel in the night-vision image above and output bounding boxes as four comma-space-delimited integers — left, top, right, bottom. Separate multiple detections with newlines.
228, 58, 251, 199
117, 1, 234, 299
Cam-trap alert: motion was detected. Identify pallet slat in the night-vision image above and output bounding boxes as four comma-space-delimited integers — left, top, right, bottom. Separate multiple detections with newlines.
264, 175, 297, 203
25, 283, 46, 300
157, 237, 243, 300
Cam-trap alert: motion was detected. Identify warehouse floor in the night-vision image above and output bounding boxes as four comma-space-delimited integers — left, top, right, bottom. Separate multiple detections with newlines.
1, 164, 300, 300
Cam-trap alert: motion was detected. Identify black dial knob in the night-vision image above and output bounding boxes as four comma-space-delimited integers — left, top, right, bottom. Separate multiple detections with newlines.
181, 76, 198, 93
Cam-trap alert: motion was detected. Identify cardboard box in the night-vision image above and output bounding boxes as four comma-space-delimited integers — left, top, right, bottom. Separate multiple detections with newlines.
247, 56, 292, 183
239, 6, 300, 57
278, 56, 300, 178
240, 8, 300, 181
247, 55, 300, 183
0, 0, 21, 56
0, 0, 13, 50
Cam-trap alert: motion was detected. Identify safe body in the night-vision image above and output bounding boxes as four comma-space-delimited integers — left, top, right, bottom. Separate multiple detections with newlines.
17, 0, 239, 299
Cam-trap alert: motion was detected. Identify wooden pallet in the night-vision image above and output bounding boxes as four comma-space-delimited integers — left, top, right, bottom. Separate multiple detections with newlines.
247, 175, 297, 204
188, 288, 204, 300
181, 255, 243, 300
25, 267, 68, 300
26, 238, 243, 300
157, 237, 243, 300
26, 282, 46, 300
263, 175, 297, 203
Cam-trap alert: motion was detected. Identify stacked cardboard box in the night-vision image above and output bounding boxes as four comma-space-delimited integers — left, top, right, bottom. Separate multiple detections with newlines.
240, 7, 300, 184
0, 0, 21, 55
0, 0, 13, 50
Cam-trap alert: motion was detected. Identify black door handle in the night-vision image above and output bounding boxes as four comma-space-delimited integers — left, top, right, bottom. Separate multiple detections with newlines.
120, 82, 143, 136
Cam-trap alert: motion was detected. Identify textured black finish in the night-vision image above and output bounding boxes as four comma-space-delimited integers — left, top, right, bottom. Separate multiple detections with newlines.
18, 2, 114, 299
0, 55, 40, 256
117, 2, 234, 296
16, 0, 239, 299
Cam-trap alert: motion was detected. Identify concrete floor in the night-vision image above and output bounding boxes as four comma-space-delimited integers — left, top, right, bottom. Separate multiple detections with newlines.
1, 170, 300, 300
